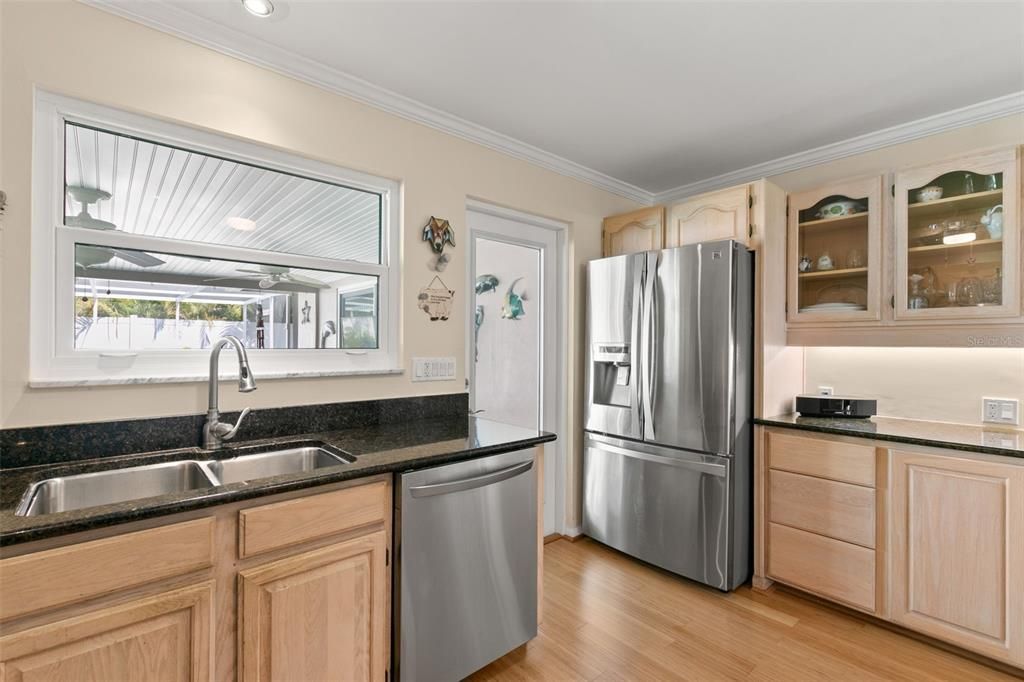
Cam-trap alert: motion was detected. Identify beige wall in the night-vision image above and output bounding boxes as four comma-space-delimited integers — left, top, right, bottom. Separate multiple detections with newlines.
769, 115, 1024, 425
803, 347, 1024, 424
0, 1, 639, 434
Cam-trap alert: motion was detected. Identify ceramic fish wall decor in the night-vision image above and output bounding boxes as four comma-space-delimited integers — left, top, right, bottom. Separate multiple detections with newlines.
422, 216, 456, 254
475, 274, 499, 295
501, 277, 527, 320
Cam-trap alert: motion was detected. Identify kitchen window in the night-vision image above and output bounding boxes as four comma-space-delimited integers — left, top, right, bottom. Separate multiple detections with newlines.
31, 92, 401, 385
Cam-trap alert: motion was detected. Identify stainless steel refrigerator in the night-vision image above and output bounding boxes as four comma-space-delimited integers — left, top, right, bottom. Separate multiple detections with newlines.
583, 239, 753, 591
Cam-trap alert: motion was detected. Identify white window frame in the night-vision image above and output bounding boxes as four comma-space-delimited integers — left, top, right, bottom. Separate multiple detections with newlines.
30, 90, 402, 386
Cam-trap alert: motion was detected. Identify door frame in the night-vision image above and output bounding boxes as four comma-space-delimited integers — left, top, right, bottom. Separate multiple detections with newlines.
465, 198, 568, 536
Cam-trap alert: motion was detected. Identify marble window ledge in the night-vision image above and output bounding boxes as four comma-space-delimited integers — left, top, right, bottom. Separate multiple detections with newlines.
29, 368, 405, 388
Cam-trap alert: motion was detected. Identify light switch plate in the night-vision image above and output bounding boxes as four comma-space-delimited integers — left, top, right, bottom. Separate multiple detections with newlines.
412, 357, 456, 382
982, 397, 1019, 425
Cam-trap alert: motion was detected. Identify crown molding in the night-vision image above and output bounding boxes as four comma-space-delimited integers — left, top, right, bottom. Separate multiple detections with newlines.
78, 1, 1022, 209
653, 91, 1024, 204
78, 0, 654, 204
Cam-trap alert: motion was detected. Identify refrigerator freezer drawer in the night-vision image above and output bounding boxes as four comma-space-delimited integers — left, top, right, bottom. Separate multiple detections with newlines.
583, 433, 744, 591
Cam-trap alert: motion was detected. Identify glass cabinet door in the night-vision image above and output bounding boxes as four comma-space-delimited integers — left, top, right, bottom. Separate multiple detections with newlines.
894, 147, 1020, 320
787, 176, 883, 323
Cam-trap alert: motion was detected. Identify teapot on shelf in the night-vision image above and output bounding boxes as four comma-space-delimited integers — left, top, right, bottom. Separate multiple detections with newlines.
981, 205, 1004, 240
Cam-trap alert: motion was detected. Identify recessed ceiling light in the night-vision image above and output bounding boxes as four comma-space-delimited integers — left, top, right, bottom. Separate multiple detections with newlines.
226, 216, 257, 231
242, 0, 274, 18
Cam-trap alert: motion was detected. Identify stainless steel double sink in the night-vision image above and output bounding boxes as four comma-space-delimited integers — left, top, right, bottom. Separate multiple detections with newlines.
15, 444, 355, 517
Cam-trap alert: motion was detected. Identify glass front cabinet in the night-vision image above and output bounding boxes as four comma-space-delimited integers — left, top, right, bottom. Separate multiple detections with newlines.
894, 147, 1020, 321
787, 176, 884, 323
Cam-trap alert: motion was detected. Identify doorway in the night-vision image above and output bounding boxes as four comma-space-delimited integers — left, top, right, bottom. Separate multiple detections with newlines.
466, 200, 566, 536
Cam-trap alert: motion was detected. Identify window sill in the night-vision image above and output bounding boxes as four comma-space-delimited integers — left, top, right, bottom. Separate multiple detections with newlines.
28, 367, 405, 388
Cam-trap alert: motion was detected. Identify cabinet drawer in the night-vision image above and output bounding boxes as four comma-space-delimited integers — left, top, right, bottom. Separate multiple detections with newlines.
0, 518, 214, 621
770, 470, 875, 548
768, 523, 875, 612
768, 431, 875, 486
239, 481, 388, 558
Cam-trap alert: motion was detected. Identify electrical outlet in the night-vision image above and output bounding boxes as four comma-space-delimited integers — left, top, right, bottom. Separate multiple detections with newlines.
412, 357, 456, 382
818, 386, 834, 396
982, 397, 1019, 426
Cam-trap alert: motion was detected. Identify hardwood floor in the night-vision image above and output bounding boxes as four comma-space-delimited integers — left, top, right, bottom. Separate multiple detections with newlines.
470, 538, 1020, 681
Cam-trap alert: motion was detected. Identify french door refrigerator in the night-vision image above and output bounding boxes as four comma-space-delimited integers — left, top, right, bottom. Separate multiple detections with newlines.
583, 239, 753, 591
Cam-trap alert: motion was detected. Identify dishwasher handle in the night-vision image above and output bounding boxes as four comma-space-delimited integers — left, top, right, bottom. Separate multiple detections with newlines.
408, 459, 534, 498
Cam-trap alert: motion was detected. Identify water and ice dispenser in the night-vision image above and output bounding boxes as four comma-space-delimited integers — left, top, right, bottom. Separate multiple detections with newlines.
590, 343, 632, 408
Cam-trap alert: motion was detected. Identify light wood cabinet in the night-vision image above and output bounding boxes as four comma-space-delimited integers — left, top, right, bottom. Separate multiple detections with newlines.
602, 206, 665, 256
239, 531, 388, 682
787, 175, 884, 323
890, 449, 1024, 665
757, 428, 1024, 670
0, 476, 393, 682
768, 522, 876, 612
785, 145, 1024, 346
894, 147, 1021, 321
763, 430, 882, 615
0, 582, 213, 682
667, 185, 751, 248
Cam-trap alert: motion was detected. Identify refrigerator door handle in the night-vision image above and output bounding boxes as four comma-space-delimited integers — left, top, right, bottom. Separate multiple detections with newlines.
630, 254, 645, 433
641, 251, 657, 440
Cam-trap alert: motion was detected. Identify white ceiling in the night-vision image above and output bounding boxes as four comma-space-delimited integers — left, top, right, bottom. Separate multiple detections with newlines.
91, 1, 1024, 198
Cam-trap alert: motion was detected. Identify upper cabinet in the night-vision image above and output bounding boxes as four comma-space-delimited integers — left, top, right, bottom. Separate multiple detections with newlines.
602, 206, 665, 257
786, 145, 1023, 346
787, 176, 884, 324
667, 185, 751, 248
894, 147, 1020, 321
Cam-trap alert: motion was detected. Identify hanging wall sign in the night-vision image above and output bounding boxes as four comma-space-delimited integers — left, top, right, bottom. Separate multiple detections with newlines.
418, 275, 455, 321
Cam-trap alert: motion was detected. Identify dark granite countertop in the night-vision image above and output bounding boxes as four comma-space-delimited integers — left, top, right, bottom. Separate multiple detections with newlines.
755, 414, 1024, 459
0, 416, 555, 548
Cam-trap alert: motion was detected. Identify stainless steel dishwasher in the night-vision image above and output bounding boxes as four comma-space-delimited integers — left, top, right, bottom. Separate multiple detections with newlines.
394, 448, 537, 681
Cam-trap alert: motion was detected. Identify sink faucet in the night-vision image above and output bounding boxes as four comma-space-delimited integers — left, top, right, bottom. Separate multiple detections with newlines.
203, 335, 257, 450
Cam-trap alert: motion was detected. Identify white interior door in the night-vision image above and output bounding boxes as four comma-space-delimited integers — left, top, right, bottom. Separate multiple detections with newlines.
467, 205, 564, 536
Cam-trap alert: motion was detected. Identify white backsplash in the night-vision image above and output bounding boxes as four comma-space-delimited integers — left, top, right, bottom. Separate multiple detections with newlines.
803, 346, 1024, 426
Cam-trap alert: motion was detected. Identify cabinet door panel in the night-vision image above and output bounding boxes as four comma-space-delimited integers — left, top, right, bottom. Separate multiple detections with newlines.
893, 147, 1020, 321
667, 186, 749, 247
786, 175, 884, 324
238, 531, 387, 682
0, 582, 213, 682
767, 523, 875, 612
769, 470, 875, 548
891, 450, 1024, 664
602, 206, 665, 256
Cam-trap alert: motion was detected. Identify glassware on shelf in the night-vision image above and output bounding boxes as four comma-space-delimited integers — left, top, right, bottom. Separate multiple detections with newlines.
908, 274, 929, 309
942, 219, 977, 245
846, 248, 865, 269
981, 268, 1002, 305
817, 251, 834, 271
798, 255, 812, 272
986, 174, 1001, 191
911, 222, 945, 246
946, 282, 959, 307
962, 173, 975, 195
956, 277, 982, 307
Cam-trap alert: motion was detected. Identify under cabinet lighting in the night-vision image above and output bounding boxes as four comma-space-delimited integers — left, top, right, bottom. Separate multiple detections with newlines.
242, 0, 274, 17
942, 231, 977, 245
